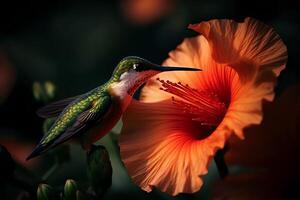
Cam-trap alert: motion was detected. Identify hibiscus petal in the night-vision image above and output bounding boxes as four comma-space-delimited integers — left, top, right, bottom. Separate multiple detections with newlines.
189, 17, 287, 82
141, 36, 211, 102
119, 100, 229, 195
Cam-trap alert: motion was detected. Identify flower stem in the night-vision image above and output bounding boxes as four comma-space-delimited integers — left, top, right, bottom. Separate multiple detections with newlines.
214, 148, 228, 179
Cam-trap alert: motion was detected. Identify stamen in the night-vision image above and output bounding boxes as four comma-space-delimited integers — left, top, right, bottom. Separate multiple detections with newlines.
158, 79, 227, 128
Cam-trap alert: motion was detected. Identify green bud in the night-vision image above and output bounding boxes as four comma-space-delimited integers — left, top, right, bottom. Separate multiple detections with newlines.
44, 81, 56, 99
33, 81, 56, 103
86, 145, 112, 197
64, 179, 78, 200
37, 184, 59, 200
33, 82, 42, 101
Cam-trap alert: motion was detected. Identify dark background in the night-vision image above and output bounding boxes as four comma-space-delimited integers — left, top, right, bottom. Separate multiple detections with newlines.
0, 0, 299, 199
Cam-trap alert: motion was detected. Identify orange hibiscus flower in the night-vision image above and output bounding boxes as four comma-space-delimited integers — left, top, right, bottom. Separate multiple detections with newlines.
119, 17, 287, 195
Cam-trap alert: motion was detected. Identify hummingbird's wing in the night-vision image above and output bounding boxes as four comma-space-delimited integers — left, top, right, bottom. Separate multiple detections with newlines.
51, 95, 112, 147
36, 95, 80, 118
26, 94, 112, 160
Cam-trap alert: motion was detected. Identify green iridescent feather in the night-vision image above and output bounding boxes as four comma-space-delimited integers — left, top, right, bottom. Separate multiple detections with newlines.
27, 86, 111, 160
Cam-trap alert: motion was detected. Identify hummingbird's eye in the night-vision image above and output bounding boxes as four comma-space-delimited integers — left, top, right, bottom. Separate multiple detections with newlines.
133, 64, 138, 70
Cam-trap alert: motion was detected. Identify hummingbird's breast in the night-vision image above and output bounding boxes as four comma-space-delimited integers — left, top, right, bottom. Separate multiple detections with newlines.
108, 81, 133, 111
80, 80, 136, 149
80, 96, 125, 149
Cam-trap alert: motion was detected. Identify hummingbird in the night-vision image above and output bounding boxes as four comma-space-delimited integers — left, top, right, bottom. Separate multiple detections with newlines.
26, 56, 201, 160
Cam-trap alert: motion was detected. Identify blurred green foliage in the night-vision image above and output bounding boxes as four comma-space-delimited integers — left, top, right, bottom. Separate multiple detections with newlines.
36, 145, 112, 200
86, 145, 112, 198
33, 81, 56, 103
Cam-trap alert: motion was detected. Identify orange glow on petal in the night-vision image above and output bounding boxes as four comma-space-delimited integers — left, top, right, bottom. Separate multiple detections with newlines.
120, 100, 230, 195
0, 138, 39, 168
121, 0, 174, 25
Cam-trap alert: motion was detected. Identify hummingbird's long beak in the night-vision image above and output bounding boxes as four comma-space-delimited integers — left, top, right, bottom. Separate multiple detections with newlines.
154, 65, 201, 72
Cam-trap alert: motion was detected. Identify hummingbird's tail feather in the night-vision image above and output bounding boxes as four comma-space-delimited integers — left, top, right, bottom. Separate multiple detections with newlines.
26, 139, 61, 161
26, 134, 73, 161
26, 144, 47, 160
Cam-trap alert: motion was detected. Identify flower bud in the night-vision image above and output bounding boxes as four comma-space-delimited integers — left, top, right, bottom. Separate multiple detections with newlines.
64, 179, 78, 200
44, 81, 56, 100
33, 81, 56, 103
37, 183, 58, 200
86, 145, 112, 196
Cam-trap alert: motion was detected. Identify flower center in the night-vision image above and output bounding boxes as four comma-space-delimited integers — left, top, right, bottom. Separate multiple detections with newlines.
157, 78, 227, 138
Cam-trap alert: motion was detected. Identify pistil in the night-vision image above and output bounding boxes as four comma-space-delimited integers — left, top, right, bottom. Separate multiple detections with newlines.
157, 78, 227, 127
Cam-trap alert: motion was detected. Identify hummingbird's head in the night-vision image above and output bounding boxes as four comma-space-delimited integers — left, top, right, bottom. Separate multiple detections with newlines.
109, 56, 201, 96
